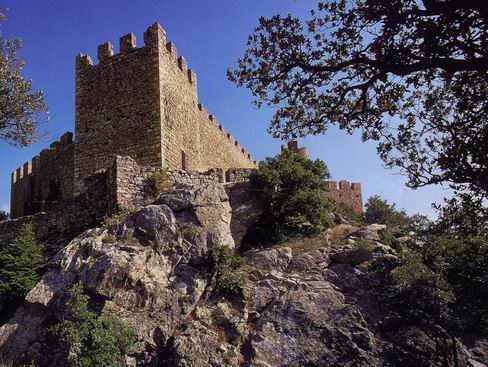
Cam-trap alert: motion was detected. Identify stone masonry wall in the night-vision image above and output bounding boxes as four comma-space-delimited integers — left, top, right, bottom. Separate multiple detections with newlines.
1, 155, 241, 253
10, 132, 74, 219
114, 155, 225, 212
154, 23, 256, 171
1, 168, 117, 255
74, 30, 163, 194
74, 23, 256, 195
326, 181, 363, 214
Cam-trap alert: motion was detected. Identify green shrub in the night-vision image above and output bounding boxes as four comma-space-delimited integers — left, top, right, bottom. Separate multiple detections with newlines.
386, 251, 453, 326
52, 282, 137, 367
208, 246, 245, 296
0, 210, 9, 221
102, 210, 129, 229
379, 228, 395, 248
364, 195, 411, 231
249, 149, 334, 243
334, 202, 364, 224
380, 194, 488, 363
0, 224, 45, 318
150, 169, 171, 197
424, 232, 488, 333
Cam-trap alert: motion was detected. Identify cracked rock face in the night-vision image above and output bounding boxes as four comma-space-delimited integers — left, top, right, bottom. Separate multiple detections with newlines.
0, 182, 486, 367
0, 182, 258, 366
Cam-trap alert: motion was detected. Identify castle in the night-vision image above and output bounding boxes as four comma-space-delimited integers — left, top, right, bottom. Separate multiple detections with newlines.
281, 141, 363, 214
8, 23, 362, 229
10, 23, 256, 219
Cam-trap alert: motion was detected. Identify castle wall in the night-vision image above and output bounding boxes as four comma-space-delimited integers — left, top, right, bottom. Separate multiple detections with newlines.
74, 23, 255, 195
74, 31, 163, 194
153, 23, 255, 171
326, 180, 363, 214
2, 156, 251, 254
10, 132, 74, 219
154, 27, 201, 170
2, 167, 117, 255
114, 155, 225, 211
197, 107, 256, 169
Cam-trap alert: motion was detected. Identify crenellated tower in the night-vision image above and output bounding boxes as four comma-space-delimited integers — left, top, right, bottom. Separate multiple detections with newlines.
74, 23, 255, 194
10, 132, 75, 218
10, 23, 256, 217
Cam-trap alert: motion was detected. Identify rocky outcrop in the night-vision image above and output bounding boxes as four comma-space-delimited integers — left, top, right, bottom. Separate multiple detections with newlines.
0, 182, 485, 367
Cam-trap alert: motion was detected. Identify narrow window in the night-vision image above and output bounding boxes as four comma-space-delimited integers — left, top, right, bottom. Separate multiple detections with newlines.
181, 151, 187, 170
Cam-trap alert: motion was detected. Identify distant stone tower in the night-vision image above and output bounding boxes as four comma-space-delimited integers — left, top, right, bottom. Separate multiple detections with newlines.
283, 140, 363, 213
74, 23, 255, 194
281, 140, 309, 159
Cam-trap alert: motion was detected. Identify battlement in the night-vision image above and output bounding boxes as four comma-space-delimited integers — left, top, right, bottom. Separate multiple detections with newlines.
77, 23, 198, 89
281, 140, 309, 159
326, 180, 363, 213
327, 180, 362, 192
11, 132, 74, 218
197, 103, 256, 165
11, 132, 73, 184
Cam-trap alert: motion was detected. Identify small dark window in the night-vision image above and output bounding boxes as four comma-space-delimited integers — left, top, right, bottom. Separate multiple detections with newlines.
181, 151, 188, 170
48, 179, 62, 202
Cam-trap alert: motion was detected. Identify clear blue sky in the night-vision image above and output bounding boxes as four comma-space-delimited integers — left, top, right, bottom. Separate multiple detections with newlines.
0, 0, 451, 217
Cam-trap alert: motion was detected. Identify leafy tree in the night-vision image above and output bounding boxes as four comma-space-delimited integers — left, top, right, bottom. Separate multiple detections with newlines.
0, 224, 45, 314
0, 209, 8, 221
208, 245, 246, 296
384, 251, 458, 365
0, 9, 47, 146
229, 0, 488, 198
249, 149, 334, 243
52, 282, 137, 367
381, 193, 488, 366
364, 195, 411, 230
387, 251, 453, 326
423, 194, 488, 334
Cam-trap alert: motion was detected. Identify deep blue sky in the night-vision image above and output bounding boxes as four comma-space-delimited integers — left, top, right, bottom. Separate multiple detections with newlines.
0, 0, 451, 216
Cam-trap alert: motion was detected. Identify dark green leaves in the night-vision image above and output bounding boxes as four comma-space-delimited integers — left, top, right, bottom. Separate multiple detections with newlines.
52, 282, 137, 367
229, 0, 488, 198
0, 223, 45, 309
249, 149, 334, 243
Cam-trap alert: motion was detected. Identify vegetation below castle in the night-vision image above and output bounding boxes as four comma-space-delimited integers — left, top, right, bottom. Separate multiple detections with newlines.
248, 149, 335, 244
0, 151, 486, 366
0, 224, 45, 323
51, 283, 137, 367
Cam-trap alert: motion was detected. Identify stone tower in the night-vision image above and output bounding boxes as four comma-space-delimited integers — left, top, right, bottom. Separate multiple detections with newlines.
74, 23, 255, 194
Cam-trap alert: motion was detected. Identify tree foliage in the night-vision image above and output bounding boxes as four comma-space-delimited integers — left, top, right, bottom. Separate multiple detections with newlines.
249, 149, 334, 243
208, 245, 246, 296
385, 193, 488, 344
0, 210, 8, 221
423, 194, 488, 334
52, 282, 137, 367
364, 195, 412, 229
0, 9, 47, 146
229, 0, 488, 198
0, 223, 45, 313
387, 251, 453, 326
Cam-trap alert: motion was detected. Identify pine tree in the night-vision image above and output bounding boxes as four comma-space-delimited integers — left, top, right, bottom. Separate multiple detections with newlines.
0, 224, 45, 305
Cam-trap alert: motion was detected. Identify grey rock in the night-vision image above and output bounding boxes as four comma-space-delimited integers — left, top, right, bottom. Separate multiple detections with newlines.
330, 247, 373, 266
0, 183, 479, 367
